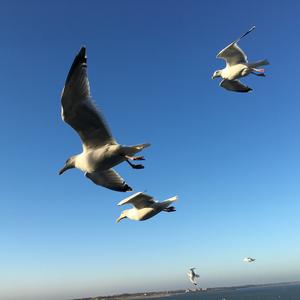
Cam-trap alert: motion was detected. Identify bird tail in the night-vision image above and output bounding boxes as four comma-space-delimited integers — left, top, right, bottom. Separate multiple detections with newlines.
248, 59, 270, 68
165, 195, 178, 203
131, 143, 151, 151
162, 196, 178, 212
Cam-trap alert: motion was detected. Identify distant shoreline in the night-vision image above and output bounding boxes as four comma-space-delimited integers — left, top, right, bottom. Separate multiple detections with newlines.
72, 281, 300, 300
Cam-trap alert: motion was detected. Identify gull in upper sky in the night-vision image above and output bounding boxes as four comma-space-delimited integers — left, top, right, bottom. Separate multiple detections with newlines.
212, 26, 269, 92
187, 268, 200, 286
59, 47, 150, 192
243, 257, 256, 263
116, 192, 177, 222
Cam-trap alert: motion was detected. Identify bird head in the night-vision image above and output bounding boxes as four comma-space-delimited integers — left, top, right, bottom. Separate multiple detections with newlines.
212, 70, 222, 79
59, 156, 76, 175
116, 211, 128, 223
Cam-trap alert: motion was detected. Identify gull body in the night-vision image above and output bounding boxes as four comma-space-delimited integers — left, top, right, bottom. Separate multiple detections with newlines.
212, 26, 269, 92
73, 144, 144, 173
116, 192, 177, 222
219, 64, 252, 81
187, 268, 199, 286
243, 257, 256, 263
59, 47, 150, 192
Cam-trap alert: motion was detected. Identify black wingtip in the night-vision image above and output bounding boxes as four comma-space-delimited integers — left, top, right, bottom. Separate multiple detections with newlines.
236, 89, 252, 93
237, 25, 256, 42
123, 184, 133, 192
78, 46, 86, 58
65, 46, 87, 84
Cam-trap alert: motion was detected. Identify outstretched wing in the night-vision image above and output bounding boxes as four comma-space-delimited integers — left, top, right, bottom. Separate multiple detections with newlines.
118, 192, 156, 209
61, 47, 116, 149
217, 42, 248, 66
220, 79, 252, 93
85, 169, 132, 192
217, 27, 255, 66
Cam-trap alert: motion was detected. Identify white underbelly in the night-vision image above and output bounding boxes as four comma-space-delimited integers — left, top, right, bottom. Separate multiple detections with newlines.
75, 146, 124, 173
222, 64, 248, 80
131, 207, 159, 221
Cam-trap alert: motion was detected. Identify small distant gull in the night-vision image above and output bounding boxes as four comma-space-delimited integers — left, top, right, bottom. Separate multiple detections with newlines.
59, 47, 150, 192
116, 192, 177, 222
187, 268, 200, 286
243, 257, 256, 263
212, 26, 269, 92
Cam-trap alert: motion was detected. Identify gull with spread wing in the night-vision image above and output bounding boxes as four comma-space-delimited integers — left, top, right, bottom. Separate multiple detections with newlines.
187, 268, 200, 286
59, 47, 150, 192
243, 257, 256, 263
116, 192, 177, 222
212, 26, 269, 92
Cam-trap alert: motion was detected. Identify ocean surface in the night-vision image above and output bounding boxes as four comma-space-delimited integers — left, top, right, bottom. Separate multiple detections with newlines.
140, 284, 300, 300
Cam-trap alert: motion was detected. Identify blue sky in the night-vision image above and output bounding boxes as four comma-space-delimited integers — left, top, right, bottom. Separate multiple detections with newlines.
0, 1, 300, 299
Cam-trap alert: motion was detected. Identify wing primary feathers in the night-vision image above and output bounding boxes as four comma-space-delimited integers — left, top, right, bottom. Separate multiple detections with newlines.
65, 46, 87, 85
236, 26, 256, 43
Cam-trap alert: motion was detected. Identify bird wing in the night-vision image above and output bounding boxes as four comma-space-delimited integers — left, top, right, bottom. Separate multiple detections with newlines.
220, 79, 252, 93
118, 192, 156, 209
85, 169, 132, 192
61, 47, 116, 149
217, 42, 248, 66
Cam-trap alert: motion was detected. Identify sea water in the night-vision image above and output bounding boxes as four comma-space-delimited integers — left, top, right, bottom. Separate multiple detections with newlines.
139, 284, 300, 300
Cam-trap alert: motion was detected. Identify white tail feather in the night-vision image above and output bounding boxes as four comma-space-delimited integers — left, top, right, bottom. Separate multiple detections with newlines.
165, 195, 178, 202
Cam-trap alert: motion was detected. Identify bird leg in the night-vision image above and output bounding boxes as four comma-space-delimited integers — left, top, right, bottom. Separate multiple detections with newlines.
251, 68, 265, 77
126, 159, 144, 169
163, 206, 176, 212
251, 72, 266, 77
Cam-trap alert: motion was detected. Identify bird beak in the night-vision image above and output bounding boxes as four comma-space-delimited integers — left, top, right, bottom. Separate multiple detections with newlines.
116, 215, 126, 223
211, 75, 216, 79
58, 164, 70, 175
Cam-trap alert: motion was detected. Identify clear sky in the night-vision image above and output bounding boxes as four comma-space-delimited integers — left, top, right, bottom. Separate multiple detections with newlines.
0, 1, 300, 300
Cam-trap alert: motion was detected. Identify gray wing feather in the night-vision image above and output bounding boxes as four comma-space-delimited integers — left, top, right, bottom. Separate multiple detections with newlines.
220, 79, 252, 93
217, 42, 248, 66
118, 192, 155, 208
85, 169, 132, 192
61, 47, 116, 149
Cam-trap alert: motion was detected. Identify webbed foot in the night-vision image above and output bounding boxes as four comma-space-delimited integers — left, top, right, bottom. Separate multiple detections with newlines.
126, 160, 145, 169
131, 164, 144, 169
164, 206, 176, 212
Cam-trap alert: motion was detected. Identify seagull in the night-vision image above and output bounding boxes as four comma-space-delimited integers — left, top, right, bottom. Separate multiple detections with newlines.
243, 257, 256, 263
187, 268, 199, 286
116, 192, 177, 222
59, 47, 150, 192
212, 26, 269, 92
